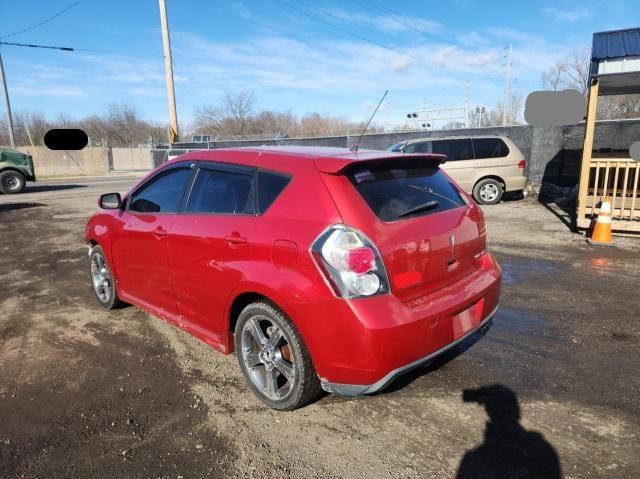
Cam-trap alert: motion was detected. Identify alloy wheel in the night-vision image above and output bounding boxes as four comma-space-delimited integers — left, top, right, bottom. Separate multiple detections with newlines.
240, 316, 296, 401
480, 183, 499, 202
90, 253, 112, 303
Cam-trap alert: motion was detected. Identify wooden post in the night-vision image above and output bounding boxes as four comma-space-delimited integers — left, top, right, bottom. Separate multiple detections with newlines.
577, 78, 599, 223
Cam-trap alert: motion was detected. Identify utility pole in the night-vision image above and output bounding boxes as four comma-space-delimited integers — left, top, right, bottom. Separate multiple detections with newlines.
159, 0, 179, 143
464, 80, 469, 128
502, 43, 512, 126
0, 48, 16, 148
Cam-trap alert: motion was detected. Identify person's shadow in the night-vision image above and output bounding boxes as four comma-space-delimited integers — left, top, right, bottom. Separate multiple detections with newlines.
457, 384, 562, 479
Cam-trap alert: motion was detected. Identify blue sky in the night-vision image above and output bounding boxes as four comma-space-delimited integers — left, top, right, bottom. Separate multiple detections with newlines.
1, 0, 639, 129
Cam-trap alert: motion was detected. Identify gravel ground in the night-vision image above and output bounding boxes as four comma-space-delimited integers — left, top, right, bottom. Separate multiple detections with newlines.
0, 178, 638, 478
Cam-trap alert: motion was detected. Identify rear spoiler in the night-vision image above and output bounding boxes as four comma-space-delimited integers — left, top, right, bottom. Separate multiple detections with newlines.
315, 153, 447, 174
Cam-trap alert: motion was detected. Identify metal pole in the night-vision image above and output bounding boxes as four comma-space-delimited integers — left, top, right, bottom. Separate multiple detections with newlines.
159, 0, 179, 143
464, 80, 469, 128
0, 49, 16, 148
502, 44, 512, 126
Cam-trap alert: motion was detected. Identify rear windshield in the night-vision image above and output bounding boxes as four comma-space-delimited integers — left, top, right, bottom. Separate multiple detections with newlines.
347, 158, 466, 222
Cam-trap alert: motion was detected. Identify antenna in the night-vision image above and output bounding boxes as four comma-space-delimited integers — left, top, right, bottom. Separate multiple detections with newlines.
351, 90, 388, 152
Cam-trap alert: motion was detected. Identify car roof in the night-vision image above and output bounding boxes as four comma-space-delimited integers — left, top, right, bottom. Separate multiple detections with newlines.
404, 134, 507, 143
178, 146, 445, 174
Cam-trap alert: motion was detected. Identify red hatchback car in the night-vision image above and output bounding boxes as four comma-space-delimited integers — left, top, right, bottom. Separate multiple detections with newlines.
86, 146, 501, 410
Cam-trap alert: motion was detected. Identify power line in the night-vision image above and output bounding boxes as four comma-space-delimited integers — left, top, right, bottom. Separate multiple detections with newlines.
0, 41, 74, 51
349, 0, 461, 46
275, 0, 506, 84
0, 0, 86, 39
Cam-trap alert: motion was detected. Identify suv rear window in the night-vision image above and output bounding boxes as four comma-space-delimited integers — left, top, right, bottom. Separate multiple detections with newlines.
347, 158, 466, 222
473, 138, 509, 159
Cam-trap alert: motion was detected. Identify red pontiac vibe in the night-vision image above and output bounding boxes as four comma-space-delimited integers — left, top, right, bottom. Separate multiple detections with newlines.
85, 146, 501, 410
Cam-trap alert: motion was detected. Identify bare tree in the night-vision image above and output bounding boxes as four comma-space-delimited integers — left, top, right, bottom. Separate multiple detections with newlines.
541, 49, 589, 95
224, 91, 255, 136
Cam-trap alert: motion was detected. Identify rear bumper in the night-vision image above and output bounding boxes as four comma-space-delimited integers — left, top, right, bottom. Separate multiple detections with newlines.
290, 252, 501, 394
321, 304, 498, 395
504, 175, 526, 192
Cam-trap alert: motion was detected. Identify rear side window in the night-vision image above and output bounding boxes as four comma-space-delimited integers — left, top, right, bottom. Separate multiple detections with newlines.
347, 158, 466, 222
473, 138, 509, 159
257, 171, 290, 213
387, 142, 406, 152
129, 167, 192, 213
186, 168, 254, 214
431, 139, 473, 161
404, 141, 432, 154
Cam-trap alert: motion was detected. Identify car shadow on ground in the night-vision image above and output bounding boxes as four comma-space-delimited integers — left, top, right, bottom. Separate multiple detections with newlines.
456, 384, 562, 479
25, 184, 88, 193
0, 202, 47, 212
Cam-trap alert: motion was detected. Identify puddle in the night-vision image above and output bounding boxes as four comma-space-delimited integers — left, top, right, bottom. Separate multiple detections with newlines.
500, 258, 557, 285
493, 306, 560, 339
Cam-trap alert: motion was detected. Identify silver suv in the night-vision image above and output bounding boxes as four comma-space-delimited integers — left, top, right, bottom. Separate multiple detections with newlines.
388, 135, 527, 204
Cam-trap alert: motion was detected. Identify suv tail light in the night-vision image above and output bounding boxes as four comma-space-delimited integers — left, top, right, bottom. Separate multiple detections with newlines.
311, 225, 389, 298
518, 160, 526, 169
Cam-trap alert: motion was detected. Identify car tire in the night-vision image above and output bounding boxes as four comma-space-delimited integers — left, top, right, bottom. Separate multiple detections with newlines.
0, 170, 26, 194
89, 245, 124, 309
473, 178, 504, 205
235, 301, 321, 410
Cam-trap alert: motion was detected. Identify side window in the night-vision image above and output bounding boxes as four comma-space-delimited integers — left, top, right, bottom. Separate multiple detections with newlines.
431, 139, 474, 162
129, 167, 192, 213
257, 171, 291, 213
186, 168, 255, 214
473, 138, 510, 159
411, 141, 433, 154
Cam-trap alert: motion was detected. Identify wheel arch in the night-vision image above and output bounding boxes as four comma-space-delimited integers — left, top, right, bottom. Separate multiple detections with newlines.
0, 167, 27, 177
225, 285, 299, 354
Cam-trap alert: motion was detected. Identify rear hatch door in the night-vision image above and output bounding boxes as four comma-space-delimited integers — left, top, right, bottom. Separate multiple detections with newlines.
329, 156, 486, 302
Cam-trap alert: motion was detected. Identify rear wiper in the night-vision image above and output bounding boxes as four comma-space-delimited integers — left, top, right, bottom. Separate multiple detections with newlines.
398, 200, 439, 218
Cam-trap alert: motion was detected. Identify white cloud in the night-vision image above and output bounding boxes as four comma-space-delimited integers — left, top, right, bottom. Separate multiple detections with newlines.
391, 55, 413, 72
230, 1, 251, 20
543, 7, 591, 22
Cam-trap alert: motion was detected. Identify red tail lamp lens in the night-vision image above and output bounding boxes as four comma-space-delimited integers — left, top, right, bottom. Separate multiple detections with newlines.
518, 160, 526, 169
346, 247, 375, 274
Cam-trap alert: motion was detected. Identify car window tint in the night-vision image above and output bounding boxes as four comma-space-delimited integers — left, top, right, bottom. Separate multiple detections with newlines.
257, 171, 290, 213
431, 139, 474, 161
347, 158, 466, 222
473, 138, 510, 159
186, 168, 254, 214
411, 141, 433, 153
129, 167, 191, 213
388, 142, 406, 152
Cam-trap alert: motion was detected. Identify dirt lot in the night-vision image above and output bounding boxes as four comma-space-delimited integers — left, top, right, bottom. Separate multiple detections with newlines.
1, 177, 639, 478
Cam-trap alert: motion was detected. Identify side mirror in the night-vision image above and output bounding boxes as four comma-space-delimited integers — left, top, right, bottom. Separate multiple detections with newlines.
99, 192, 122, 209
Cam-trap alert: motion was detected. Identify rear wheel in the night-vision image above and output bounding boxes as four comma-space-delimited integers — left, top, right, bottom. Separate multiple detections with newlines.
89, 245, 123, 309
473, 178, 503, 205
235, 301, 321, 410
0, 170, 26, 194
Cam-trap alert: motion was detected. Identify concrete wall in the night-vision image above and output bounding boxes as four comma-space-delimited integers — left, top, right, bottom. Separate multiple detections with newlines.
9, 146, 152, 177
110, 147, 153, 171
16, 146, 110, 177
164, 119, 640, 187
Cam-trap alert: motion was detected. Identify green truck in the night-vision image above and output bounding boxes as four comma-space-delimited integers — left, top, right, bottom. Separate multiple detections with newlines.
0, 149, 36, 194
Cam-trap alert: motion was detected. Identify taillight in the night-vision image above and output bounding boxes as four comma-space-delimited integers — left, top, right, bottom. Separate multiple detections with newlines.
311, 225, 389, 298
518, 160, 526, 169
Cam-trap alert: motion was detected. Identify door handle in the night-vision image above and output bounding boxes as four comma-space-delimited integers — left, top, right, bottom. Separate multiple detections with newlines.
153, 227, 167, 238
224, 234, 247, 245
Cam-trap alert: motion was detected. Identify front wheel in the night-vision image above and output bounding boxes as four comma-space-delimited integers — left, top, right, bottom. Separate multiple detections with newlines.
0, 170, 26, 194
473, 178, 504, 205
235, 301, 321, 410
89, 245, 123, 309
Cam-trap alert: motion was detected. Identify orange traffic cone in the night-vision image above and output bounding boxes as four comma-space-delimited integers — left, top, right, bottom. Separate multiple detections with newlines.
587, 198, 614, 246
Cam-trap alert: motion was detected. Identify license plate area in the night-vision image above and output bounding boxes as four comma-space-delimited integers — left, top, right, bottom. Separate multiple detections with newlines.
452, 298, 484, 339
